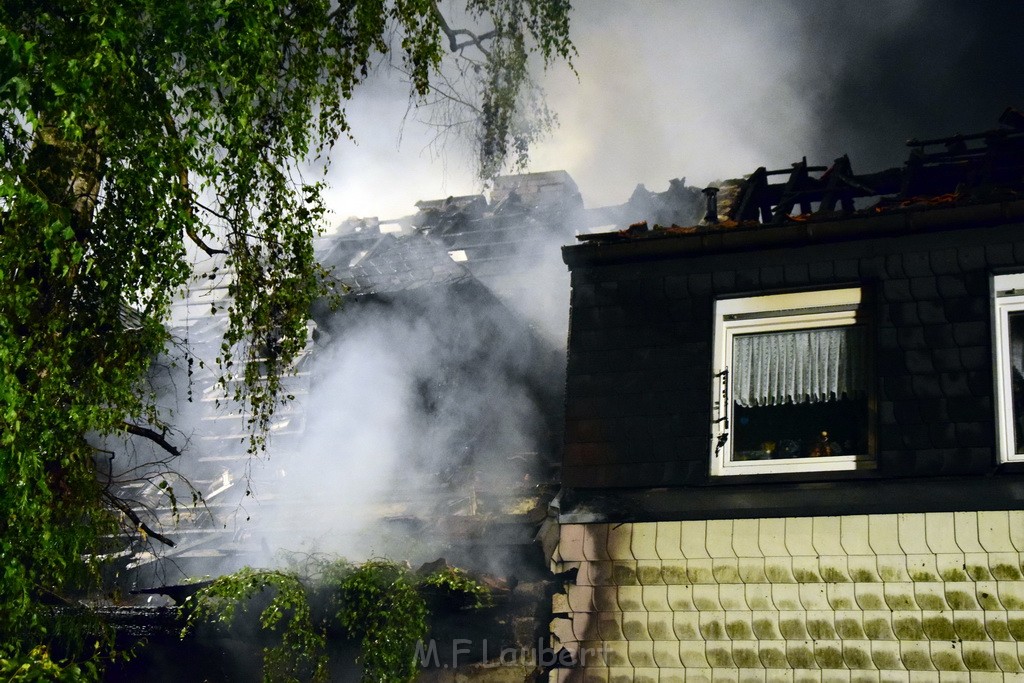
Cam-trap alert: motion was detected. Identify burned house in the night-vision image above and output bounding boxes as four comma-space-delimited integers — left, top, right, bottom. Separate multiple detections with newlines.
549, 113, 1024, 680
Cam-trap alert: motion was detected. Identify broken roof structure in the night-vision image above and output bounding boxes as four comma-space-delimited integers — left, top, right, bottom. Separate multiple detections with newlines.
98, 167, 706, 680
575, 106, 1024, 252
107, 169, 704, 590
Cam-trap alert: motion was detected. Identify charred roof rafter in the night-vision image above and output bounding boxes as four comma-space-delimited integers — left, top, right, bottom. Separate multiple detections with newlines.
577, 108, 1024, 246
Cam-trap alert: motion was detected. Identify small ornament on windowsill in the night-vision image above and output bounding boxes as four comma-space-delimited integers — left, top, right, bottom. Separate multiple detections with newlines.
779, 440, 801, 458
810, 431, 834, 457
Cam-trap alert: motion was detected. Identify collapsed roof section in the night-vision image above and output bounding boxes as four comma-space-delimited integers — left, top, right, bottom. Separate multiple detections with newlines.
113, 169, 706, 584
321, 169, 704, 289
317, 232, 470, 295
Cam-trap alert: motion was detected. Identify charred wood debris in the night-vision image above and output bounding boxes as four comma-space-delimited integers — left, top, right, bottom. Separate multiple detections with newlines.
581, 107, 1024, 244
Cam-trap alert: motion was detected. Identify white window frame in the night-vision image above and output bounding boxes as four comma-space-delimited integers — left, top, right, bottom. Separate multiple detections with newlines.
992, 273, 1024, 463
710, 287, 875, 476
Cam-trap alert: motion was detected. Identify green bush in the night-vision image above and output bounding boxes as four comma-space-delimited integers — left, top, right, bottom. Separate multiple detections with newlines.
183, 560, 492, 682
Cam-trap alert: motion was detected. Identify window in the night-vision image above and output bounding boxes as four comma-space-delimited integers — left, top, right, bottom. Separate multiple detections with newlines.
710, 288, 874, 476
993, 273, 1024, 463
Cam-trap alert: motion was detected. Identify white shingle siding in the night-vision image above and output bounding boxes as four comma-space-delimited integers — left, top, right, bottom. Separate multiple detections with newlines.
550, 512, 1024, 681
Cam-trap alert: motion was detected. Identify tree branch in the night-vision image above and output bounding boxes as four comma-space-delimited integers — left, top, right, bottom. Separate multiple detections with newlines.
161, 115, 228, 256
432, 7, 496, 56
122, 422, 182, 458
131, 64, 227, 257
179, 175, 228, 256
103, 491, 176, 547
186, 223, 229, 257
395, 63, 482, 113
194, 199, 231, 222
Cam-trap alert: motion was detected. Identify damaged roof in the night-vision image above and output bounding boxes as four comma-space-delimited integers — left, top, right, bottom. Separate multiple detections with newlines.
111, 170, 602, 582
317, 232, 470, 295
569, 108, 1024, 263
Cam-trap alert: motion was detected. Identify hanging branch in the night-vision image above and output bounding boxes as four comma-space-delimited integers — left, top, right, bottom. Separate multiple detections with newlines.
161, 114, 228, 256
102, 491, 177, 548
122, 421, 182, 458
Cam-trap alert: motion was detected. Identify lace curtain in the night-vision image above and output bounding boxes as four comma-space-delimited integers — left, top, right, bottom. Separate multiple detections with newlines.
1011, 313, 1024, 378
732, 326, 866, 408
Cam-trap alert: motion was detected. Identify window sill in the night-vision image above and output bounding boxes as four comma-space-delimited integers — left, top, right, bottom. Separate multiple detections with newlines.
710, 454, 877, 478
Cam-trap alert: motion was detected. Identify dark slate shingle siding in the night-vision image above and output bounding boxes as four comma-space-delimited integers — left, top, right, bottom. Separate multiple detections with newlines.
562, 220, 1024, 491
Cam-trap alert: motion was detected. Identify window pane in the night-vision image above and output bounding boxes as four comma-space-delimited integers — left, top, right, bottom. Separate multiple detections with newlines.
1009, 311, 1024, 454
731, 325, 868, 461
731, 398, 869, 461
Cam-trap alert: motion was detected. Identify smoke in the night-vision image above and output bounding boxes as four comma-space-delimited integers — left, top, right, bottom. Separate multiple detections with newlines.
119, 2, 1024, 586
791, 0, 1024, 168
252, 276, 564, 570
261, 319, 416, 552
325, 0, 1024, 214
112, 210, 568, 588
530, 0, 1024, 196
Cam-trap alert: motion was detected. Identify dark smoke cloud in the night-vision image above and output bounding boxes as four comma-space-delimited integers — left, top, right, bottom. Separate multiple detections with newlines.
526, 1, 1024, 205
789, 0, 1024, 169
